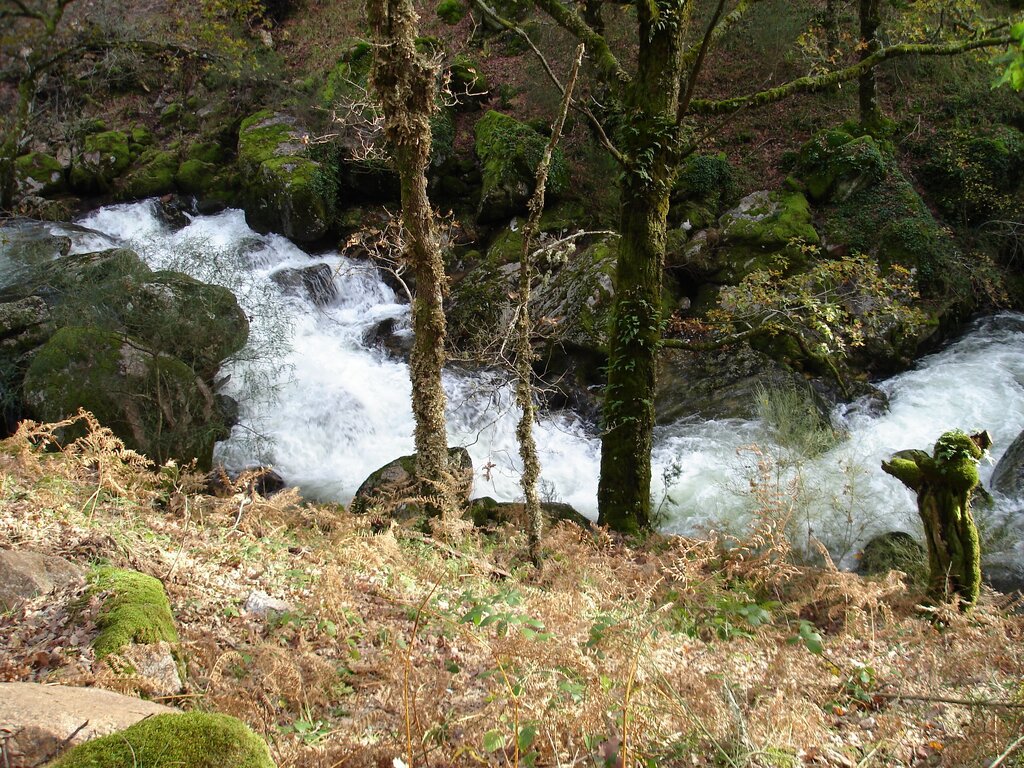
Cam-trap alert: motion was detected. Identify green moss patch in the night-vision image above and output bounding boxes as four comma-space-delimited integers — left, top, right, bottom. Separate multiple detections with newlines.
47, 712, 274, 768
474, 110, 569, 223
87, 566, 178, 659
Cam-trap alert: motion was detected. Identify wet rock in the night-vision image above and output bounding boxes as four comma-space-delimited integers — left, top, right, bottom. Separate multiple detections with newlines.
467, 497, 592, 529
0, 682, 175, 768
270, 263, 338, 305
363, 317, 414, 359
991, 427, 1024, 498
154, 195, 194, 230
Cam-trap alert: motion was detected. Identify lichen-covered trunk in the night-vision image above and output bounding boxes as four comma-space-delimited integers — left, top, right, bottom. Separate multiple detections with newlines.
368, 0, 450, 497
597, 176, 670, 532
0, 78, 34, 211
918, 489, 982, 607
858, 0, 882, 125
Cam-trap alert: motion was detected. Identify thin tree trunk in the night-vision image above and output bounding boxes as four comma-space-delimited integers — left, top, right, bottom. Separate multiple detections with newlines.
516, 45, 584, 566
0, 77, 35, 211
859, 0, 883, 126
368, 0, 450, 502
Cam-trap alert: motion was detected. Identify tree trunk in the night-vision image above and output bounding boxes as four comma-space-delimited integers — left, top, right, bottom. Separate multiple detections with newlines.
0, 78, 34, 211
881, 430, 989, 609
596, 175, 671, 533
596, 1, 684, 533
858, 0, 883, 126
368, 0, 450, 499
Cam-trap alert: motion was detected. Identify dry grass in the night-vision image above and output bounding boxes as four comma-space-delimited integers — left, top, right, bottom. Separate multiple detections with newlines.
1, 414, 1023, 768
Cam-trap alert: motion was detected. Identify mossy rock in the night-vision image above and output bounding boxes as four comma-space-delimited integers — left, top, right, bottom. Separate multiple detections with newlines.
436, 0, 466, 24
670, 153, 735, 227
86, 566, 178, 658
821, 156, 961, 300
350, 447, 474, 517
7, 248, 153, 308
112, 271, 249, 378
14, 152, 66, 196
23, 326, 226, 467
175, 158, 220, 195
237, 111, 333, 242
70, 131, 133, 193
46, 712, 275, 768
468, 496, 590, 529
719, 190, 818, 248
0, 221, 73, 295
319, 40, 373, 108
121, 149, 178, 199
858, 531, 927, 585
798, 129, 887, 204
916, 126, 1024, 225
449, 55, 489, 105
474, 110, 569, 223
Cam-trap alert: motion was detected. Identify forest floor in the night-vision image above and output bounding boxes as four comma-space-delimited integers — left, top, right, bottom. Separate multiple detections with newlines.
1, 413, 1022, 767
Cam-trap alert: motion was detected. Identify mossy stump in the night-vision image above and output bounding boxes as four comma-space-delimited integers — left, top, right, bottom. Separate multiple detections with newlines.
46, 712, 275, 768
881, 429, 990, 609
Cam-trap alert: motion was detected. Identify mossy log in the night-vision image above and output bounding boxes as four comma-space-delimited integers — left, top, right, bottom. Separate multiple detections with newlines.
881, 430, 990, 609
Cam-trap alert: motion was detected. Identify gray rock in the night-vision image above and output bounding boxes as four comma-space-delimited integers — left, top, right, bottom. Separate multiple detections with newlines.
244, 590, 293, 618
0, 549, 84, 612
0, 682, 174, 768
270, 263, 338, 306
117, 640, 183, 697
991, 428, 1024, 498
351, 448, 474, 517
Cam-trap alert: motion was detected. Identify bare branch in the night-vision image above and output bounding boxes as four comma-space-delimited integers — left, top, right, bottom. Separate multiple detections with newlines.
678, 0, 727, 120
471, 0, 626, 166
530, 0, 630, 86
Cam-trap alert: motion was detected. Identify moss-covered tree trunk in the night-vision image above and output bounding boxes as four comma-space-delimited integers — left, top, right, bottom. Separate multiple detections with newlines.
858, 0, 883, 126
0, 78, 33, 211
368, 0, 450, 496
595, 2, 684, 534
881, 430, 989, 609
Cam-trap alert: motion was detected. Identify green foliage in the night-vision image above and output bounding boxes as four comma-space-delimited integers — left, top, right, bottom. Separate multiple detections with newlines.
436, 0, 466, 25
459, 588, 553, 640
714, 250, 925, 362
87, 565, 179, 658
789, 619, 824, 655
48, 712, 274, 768
992, 21, 1024, 90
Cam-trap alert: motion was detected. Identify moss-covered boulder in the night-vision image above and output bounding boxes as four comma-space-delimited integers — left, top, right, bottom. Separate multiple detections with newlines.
437, 0, 466, 24
86, 566, 178, 658
15, 152, 66, 196
46, 712, 275, 768
111, 271, 249, 378
858, 531, 927, 585
468, 496, 590, 529
350, 447, 474, 517
797, 129, 887, 203
669, 152, 736, 229
819, 152, 961, 301
709, 190, 818, 283
120, 149, 178, 199
449, 55, 489, 106
916, 125, 1024, 225
237, 110, 334, 242
70, 130, 133, 193
474, 110, 569, 223
23, 326, 226, 467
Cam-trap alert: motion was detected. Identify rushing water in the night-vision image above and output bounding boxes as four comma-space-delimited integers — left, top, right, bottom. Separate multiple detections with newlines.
66, 200, 1024, 569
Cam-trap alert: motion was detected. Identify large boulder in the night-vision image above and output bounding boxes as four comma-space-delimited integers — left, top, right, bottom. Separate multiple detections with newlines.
797, 129, 887, 204
120, 149, 179, 199
112, 271, 249, 378
655, 344, 804, 423
0, 549, 84, 612
0, 683, 175, 768
23, 326, 226, 467
70, 130, 134, 193
474, 110, 569, 223
46, 712, 275, 768
237, 110, 334, 242
350, 447, 474, 516
991, 427, 1024, 498
857, 531, 927, 586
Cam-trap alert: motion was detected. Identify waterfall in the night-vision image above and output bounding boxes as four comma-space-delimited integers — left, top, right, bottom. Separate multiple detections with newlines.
69, 201, 1024, 568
